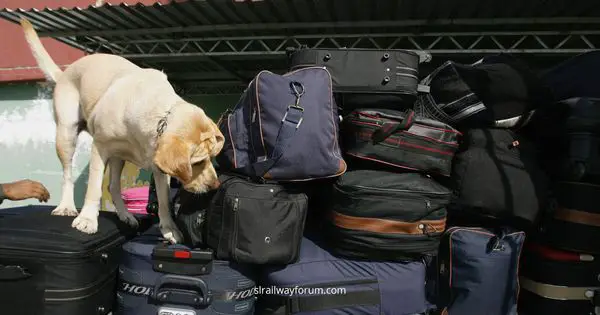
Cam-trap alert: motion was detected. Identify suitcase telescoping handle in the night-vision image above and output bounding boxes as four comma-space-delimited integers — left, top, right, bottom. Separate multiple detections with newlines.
371, 109, 416, 144
152, 275, 212, 307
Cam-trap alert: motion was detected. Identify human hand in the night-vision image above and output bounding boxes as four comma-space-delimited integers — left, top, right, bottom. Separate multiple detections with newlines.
2, 180, 50, 202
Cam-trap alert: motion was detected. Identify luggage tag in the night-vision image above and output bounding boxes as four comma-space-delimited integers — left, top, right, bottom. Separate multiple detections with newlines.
152, 244, 214, 276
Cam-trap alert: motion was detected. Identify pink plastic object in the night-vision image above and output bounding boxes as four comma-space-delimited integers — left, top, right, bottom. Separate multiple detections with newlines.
121, 186, 150, 215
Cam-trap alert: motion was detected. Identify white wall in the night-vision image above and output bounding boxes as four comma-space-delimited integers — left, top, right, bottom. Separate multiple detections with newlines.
0, 83, 92, 208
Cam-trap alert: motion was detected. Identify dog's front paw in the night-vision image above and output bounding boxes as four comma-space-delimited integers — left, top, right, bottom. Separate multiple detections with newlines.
51, 205, 78, 217
117, 211, 139, 229
159, 221, 183, 244
72, 215, 98, 234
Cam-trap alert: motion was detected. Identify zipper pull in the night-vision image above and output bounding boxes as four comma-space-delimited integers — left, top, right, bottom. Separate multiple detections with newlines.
439, 262, 445, 274
233, 197, 239, 212
425, 200, 431, 210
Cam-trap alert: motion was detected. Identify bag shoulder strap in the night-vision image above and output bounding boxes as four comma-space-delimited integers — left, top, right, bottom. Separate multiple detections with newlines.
280, 289, 380, 314
245, 81, 306, 178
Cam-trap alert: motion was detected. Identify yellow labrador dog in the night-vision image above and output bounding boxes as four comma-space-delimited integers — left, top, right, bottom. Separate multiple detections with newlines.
20, 19, 224, 243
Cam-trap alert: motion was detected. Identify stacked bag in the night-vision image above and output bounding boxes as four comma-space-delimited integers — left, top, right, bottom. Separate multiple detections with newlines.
6, 49, 600, 315
516, 54, 600, 314
415, 53, 552, 315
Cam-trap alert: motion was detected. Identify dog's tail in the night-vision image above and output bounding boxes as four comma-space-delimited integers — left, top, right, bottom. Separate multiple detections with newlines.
20, 18, 63, 82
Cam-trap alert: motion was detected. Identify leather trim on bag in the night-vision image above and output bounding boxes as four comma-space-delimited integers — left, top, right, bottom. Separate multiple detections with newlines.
520, 277, 599, 301
330, 211, 446, 235
554, 207, 600, 227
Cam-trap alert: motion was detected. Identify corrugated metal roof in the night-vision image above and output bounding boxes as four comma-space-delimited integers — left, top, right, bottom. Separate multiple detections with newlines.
2, 0, 600, 36
2, 0, 600, 94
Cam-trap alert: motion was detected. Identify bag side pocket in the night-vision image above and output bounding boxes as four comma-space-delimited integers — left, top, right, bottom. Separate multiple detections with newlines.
229, 192, 308, 265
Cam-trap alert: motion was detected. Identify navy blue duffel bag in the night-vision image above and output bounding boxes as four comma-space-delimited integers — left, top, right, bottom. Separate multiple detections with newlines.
257, 236, 433, 315
435, 227, 525, 315
217, 67, 347, 181
115, 225, 257, 315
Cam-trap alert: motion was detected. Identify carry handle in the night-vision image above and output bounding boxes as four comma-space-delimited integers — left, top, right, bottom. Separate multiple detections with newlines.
0, 265, 31, 280
487, 228, 508, 253
151, 275, 212, 307
371, 109, 415, 144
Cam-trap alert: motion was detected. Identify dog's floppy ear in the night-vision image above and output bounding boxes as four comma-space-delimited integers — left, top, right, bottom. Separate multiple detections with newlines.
199, 122, 225, 157
153, 135, 192, 183
209, 122, 225, 156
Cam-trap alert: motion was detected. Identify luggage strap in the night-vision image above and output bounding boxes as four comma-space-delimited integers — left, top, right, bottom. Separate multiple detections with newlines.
285, 289, 381, 313
246, 81, 305, 178
520, 277, 600, 302
554, 207, 600, 228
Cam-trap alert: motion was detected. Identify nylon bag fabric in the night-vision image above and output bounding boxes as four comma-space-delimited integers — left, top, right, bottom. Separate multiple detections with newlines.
415, 54, 551, 130
116, 225, 256, 315
216, 67, 346, 181
450, 129, 549, 226
173, 188, 217, 248
541, 50, 600, 100
326, 170, 450, 261
436, 227, 525, 315
341, 108, 460, 176
206, 174, 308, 265
257, 236, 433, 315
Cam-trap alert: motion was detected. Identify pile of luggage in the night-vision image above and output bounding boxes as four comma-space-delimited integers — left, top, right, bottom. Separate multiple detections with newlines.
2, 49, 600, 315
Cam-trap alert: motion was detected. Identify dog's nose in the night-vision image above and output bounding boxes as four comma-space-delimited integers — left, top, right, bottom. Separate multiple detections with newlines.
209, 180, 221, 190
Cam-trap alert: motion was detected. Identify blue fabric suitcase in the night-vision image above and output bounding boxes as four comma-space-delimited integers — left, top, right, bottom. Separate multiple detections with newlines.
435, 227, 525, 315
257, 236, 432, 315
115, 225, 257, 315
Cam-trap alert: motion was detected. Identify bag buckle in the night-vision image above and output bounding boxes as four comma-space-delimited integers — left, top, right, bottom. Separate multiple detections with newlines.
281, 82, 306, 129
281, 106, 304, 129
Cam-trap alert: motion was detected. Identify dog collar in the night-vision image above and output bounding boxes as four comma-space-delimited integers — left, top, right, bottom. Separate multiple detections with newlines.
156, 109, 174, 138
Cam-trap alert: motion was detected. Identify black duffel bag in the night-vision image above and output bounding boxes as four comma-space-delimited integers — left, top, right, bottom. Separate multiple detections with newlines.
416, 54, 551, 130
326, 170, 450, 261
341, 108, 461, 177
206, 174, 308, 265
450, 129, 550, 227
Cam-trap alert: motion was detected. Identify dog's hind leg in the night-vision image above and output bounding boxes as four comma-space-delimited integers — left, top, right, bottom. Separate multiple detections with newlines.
51, 83, 82, 217
108, 158, 139, 228
72, 142, 107, 234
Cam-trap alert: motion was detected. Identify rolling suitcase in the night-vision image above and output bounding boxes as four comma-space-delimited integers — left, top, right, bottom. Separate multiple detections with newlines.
116, 225, 256, 315
542, 181, 600, 254
326, 170, 450, 261
0, 205, 138, 315
287, 47, 429, 110
257, 236, 433, 315
436, 226, 525, 315
519, 242, 600, 315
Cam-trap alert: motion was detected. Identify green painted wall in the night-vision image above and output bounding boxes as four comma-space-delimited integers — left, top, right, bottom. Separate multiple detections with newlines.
0, 82, 238, 209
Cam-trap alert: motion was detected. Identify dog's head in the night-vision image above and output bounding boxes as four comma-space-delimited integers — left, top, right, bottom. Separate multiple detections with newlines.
153, 107, 224, 193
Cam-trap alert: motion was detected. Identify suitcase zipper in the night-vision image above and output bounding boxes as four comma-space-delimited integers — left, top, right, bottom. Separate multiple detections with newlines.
45, 269, 116, 302
396, 72, 418, 80
0, 235, 126, 260
230, 197, 240, 261
343, 184, 450, 196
